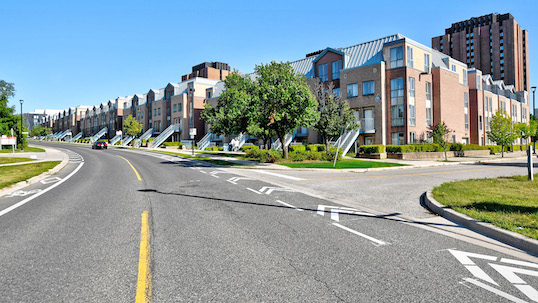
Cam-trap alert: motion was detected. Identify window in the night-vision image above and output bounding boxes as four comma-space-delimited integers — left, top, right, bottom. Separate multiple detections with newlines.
333, 88, 340, 97
424, 54, 430, 73
426, 82, 432, 126
410, 132, 416, 144
390, 46, 404, 68
158, 108, 161, 115
154, 109, 156, 116
173, 104, 177, 112
479, 116, 483, 131
178, 103, 182, 112
390, 78, 404, 126
391, 132, 405, 145
477, 75, 481, 90
207, 91, 212, 99
318, 64, 328, 82
363, 81, 375, 95
463, 70, 467, 85
409, 77, 415, 126
452, 65, 456, 72
332, 60, 342, 80
347, 83, 358, 98
464, 93, 469, 130
407, 46, 413, 68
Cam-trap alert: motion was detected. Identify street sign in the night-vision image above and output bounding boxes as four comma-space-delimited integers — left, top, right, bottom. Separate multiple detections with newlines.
116, 130, 122, 136
189, 128, 197, 137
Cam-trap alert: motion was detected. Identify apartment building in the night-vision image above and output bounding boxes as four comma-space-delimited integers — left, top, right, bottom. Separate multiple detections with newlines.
432, 13, 529, 91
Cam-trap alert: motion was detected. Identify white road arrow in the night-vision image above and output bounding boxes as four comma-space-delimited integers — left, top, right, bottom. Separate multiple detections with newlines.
317, 205, 374, 222
490, 264, 538, 302
209, 171, 233, 178
259, 186, 295, 195
448, 249, 498, 285
226, 177, 254, 184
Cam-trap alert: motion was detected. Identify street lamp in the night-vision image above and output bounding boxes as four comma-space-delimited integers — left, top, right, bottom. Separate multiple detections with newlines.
531, 86, 536, 155
19, 99, 24, 151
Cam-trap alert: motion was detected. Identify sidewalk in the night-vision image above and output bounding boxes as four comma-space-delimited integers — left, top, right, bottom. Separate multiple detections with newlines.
0, 146, 67, 167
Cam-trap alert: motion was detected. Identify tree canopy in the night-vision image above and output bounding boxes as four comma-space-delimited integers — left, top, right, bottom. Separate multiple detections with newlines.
0, 80, 26, 147
123, 115, 142, 137
487, 109, 517, 157
429, 121, 452, 161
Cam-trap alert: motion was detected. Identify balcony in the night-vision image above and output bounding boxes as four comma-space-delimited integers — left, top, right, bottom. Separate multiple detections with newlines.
361, 118, 375, 133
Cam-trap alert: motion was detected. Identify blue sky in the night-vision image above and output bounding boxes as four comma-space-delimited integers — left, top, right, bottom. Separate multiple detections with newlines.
2, 0, 537, 113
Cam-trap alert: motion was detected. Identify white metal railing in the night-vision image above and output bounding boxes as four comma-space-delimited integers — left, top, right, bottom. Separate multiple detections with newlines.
121, 136, 134, 146
69, 132, 83, 142
236, 133, 248, 149
90, 127, 108, 143
198, 132, 212, 151
133, 139, 142, 148
333, 128, 361, 156
109, 134, 122, 146
150, 124, 180, 148
139, 128, 153, 141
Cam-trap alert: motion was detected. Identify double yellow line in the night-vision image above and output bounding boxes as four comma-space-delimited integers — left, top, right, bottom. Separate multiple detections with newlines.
117, 155, 142, 181
135, 211, 151, 303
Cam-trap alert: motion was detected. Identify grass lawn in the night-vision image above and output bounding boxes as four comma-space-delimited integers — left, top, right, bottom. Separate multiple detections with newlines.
433, 174, 538, 240
0, 147, 45, 153
0, 161, 61, 189
0, 157, 36, 165
279, 159, 405, 169
151, 150, 249, 166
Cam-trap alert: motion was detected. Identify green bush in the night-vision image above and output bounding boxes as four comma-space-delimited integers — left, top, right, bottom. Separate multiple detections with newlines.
163, 142, 177, 146
245, 148, 262, 159
486, 145, 503, 154
178, 142, 184, 148
289, 145, 306, 152
306, 151, 322, 160
148, 138, 154, 142
322, 148, 343, 161
240, 145, 259, 152
386, 145, 415, 153
142, 139, 147, 144
307, 144, 325, 152
412, 143, 441, 152
359, 145, 385, 154
259, 149, 282, 163
317, 144, 326, 152
205, 146, 223, 151
289, 150, 308, 162
100, 139, 108, 143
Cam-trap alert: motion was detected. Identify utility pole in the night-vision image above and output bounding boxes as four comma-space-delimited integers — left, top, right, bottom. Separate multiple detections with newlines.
19, 99, 24, 151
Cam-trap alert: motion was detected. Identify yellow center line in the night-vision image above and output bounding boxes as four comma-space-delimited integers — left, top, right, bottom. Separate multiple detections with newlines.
299, 167, 504, 182
117, 155, 142, 181
135, 211, 151, 303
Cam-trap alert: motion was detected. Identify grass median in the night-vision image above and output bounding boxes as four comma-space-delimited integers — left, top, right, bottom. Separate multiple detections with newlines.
0, 161, 61, 189
0, 157, 36, 165
0, 147, 45, 153
432, 174, 538, 240
279, 159, 405, 169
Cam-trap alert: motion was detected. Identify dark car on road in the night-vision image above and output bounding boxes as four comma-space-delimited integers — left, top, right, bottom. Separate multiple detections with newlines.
92, 141, 108, 150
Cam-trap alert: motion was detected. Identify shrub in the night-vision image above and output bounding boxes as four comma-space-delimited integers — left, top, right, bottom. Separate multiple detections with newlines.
100, 139, 108, 143
205, 146, 223, 151
245, 148, 262, 159
322, 148, 343, 161
412, 143, 441, 152
259, 149, 282, 163
142, 139, 147, 144
163, 142, 177, 146
178, 142, 184, 149
316, 144, 326, 152
148, 138, 154, 142
307, 144, 325, 152
359, 145, 385, 154
386, 145, 415, 153
240, 145, 259, 152
306, 151, 321, 160
289, 150, 308, 162
486, 145, 503, 154
289, 144, 306, 152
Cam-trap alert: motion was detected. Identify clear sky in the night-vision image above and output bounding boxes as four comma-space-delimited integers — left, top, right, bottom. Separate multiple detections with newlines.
2, 0, 537, 113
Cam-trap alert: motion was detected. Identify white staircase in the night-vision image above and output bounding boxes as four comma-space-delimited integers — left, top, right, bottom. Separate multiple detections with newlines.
271, 134, 294, 150
139, 128, 153, 141
236, 133, 248, 150
333, 128, 361, 156
90, 127, 108, 143
198, 132, 212, 151
121, 136, 134, 146
109, 134, 122, 146
69, 132, 83, 142
150, 124, 180, 148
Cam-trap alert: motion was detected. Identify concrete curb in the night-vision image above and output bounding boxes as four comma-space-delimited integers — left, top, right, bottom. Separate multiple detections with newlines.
0, 147, 69, 197
423, 191, 538, 256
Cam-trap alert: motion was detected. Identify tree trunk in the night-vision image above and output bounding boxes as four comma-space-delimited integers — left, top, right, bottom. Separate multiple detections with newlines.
444, 147, 447, 161
278, 133, 288, 159
502, 145, 504, 158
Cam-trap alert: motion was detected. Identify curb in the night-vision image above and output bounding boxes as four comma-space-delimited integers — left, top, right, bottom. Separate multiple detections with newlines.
423, 191, 538, 256
0, 148, 69, 197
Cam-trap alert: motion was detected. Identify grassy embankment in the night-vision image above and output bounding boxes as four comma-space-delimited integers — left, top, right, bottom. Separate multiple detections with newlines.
0, 157, 36, 165
433, 175, 538, 240
0, 147, 45, 153
0, 161, 61, 189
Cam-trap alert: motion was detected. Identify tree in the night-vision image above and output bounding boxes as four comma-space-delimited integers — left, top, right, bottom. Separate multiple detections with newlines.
429, 121, 452, 161
0, 80, 26, 147
253, 61, 319, 158
30, 125, 52, 137
487, 109, 517, 157
515, 122, 531, 146
123, 115, 142, 137
313, 81, 359, 150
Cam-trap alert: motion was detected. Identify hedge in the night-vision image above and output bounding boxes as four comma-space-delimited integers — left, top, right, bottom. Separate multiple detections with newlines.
205, 146, 223, 151
359, 145, 385, 154
240, 145, 259, 152
307, 144, 326, 152
289, 145, 306, 152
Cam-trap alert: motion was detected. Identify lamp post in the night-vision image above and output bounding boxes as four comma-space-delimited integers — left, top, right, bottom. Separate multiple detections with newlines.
19, 99, 24, 151
531, 86, 536, 155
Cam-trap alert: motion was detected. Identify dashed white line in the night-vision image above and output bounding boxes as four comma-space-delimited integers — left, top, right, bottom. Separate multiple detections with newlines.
463, 278, 528, 303
332, 223, 388, 246
275, 200, 303, 211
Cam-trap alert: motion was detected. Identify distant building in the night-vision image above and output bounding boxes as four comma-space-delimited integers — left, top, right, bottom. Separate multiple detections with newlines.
24, 109, 62, 131
432, 13, 529, 92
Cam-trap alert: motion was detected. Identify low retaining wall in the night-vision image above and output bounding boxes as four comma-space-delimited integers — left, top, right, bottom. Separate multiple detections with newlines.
387, 150, 490, 160
357, 152, 387, 159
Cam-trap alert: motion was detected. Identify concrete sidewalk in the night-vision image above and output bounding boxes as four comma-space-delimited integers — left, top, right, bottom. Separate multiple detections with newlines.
0, 145, 67, 167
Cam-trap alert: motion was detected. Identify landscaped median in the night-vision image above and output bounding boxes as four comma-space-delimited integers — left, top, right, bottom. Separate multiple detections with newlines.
0, 146, 45, 153
0, 157, 36, 165
426, 174, 538, 254
0, 161, 61, 189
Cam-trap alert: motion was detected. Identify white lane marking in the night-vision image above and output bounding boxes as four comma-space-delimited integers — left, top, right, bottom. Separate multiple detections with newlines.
514, 285, 538, 303
227, 177, 254, 185
7, 189, 42, 197
489, 264, 538, 302
251, 170, 305, 181
332, 223, 388, 246
501, 258, 538, 269
275, 200, 303, 211
317, 205, 375, 222
40, 177, 62, 184
209, 171, 233, 178
0, 162, 84, 218
258, 186, 295, 195
448, 249, 498, 285
463, 278, 528, 303
247, 188, 262, 195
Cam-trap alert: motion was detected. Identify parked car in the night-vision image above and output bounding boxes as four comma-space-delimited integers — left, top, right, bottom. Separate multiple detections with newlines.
92, 141, 108, 150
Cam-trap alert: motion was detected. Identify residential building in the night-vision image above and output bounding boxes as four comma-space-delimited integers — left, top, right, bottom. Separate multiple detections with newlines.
432, 13, 529, 91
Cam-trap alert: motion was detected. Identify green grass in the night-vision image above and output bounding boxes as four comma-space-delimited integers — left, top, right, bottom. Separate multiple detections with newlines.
433, 175, 538, 240
279, 159, 405, 169
151, 150, 249, 166
0, 147, 45, 153
0, 157, 36, 165
0, 161, 61, 189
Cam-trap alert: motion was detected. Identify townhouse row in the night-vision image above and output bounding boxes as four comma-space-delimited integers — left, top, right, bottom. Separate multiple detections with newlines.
41, 34, 530, 148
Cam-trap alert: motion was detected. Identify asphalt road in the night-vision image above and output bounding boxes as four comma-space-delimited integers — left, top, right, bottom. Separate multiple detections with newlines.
1, 143, 537, 302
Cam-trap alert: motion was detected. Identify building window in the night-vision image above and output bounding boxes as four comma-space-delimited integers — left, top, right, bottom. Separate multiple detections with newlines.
410, 132, 416, 144
347, 83, 358, 98
463, 70, 467, 85
207, 91, 212, 99
158, 108, 161, 115
391, 78, 404, 126
391, 132, 405, 145
332, 60, 342, 80
464, 93, 469, 130
318, 63, 328, 82
452, 65, 456, 72
173, 104, 177, 112
363, 81, 375, 95
477, 75, 481, 90
154, 109, 156, 116
479, 116, 483, 131
407, 46, 413, 68
333, 88, 340, 97
409, 77, 415, 126
178, 104, 182, 112
426, 82, 432, 126
390, 46, 404, 68
424, 54, 430, 73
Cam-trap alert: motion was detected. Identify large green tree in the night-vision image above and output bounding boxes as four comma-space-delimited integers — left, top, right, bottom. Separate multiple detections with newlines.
429, 121, 453, 161
123, 115, 142, 137
0, 80, 26, 147
253, 61, 319, 158
487, 109, 518, 157
30, 125, 52, 137
312, 81, 359, 150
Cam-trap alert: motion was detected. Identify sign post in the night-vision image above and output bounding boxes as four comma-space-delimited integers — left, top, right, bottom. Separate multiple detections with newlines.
189, 128, 197, 156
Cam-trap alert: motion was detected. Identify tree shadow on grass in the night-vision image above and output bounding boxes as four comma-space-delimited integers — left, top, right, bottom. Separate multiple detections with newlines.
461, 201, 538, 214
